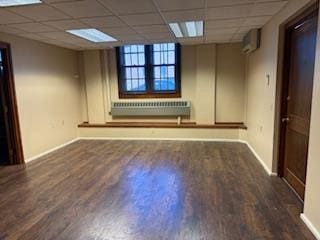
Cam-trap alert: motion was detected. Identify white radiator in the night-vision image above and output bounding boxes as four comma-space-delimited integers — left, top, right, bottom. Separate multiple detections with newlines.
111, 101, 191, 116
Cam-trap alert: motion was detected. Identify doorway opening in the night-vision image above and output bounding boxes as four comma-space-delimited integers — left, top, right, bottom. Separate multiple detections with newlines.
277, 4, 318, 201
0, 42, 24, 165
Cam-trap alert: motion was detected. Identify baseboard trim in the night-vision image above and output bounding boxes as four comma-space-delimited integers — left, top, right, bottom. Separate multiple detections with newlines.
239, 140, 277, 176
78, 137, 241, 142
25, 138, 80, 163
301, 214, 320, 240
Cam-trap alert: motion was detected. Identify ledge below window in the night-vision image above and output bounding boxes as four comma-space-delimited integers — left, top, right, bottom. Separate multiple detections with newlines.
78, 122, 247, 129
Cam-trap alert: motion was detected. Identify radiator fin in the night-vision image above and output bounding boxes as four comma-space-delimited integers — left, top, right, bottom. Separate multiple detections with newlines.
111, 101, 191, 116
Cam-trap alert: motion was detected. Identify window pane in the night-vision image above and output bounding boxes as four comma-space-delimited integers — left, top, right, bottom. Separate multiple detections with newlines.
131, 53, 138, 65
138, 53, 145, 65
138, 67, 145, 78
154, 66, 160, 78
160, 66, 167, 78
168, 78, 175, 90
124, 46, 131, 53
161, 51, 168, 64
132, 68, 138, 78
131, 45, 138, 52
168, 43, 175, 51
154, 52, 160, 65
126, 80, 132, 91
125, 54, 131, 66
138, 80, 146, 91
154, 44, 160, 51
132, 80, 138, 91
126, 68, 131, 79
168, 66, 175, 78
168, 51, 175, 64
154, 79, 160, 90
138, 45, 144, 52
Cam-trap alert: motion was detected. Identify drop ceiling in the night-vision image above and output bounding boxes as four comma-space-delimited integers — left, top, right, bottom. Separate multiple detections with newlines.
0, 0, 288, 50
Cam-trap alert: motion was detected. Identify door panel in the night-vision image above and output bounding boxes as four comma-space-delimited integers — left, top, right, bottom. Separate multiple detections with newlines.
282, 9, 318, 200
0, 50, 10, 165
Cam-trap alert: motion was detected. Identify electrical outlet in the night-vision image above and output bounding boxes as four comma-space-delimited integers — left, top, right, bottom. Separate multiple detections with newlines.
266, 74, 270, 86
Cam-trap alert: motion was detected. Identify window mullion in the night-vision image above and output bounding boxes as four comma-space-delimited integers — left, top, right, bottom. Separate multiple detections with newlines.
145, 45, 153, 94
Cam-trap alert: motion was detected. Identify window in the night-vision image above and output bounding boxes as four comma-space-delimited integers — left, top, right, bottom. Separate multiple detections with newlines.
117, 43, 181, 98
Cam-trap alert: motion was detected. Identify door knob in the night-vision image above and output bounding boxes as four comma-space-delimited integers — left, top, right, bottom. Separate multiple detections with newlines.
282, 117, 290, 122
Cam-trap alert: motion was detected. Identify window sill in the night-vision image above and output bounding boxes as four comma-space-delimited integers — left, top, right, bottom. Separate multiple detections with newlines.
119, 92, 181, 99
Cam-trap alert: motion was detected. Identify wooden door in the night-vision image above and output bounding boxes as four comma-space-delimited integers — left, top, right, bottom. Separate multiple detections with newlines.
280, 7, 318, 200
0, 42, 24, 165
0, 50, 10, 165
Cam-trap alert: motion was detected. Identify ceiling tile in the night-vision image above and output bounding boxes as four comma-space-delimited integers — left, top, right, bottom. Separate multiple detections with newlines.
10, 5, 70, 21
110, 34, 145, 41
207, 0, 254, 8
206, 18, 245, 29
0, 25, 26, 34
178, 37, 204, 45
155, 0, 205, 11
99, 0, 158, 14
250, 1, 287, 17
206, 27, 239, 36
9, 22, 58, 33
143, 32, 173, 40
99, 27, 136, 35
0, 9, 32, 24
205, 35, 232, 43
243, 16, 272, 26
232, 32, 246, 41
163, 9, 205, 22
43, 19, 88, 30
80, 16, 125, 28
17, 32, 51, 41
52, 0, 111, 18
120, 13, 164, 26
237, 25, 259, 34
39, 31, 91, 44
133, 24, 169, 34
206, 4, 252, 20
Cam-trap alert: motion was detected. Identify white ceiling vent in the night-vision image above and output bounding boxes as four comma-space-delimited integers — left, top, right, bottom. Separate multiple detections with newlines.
242, 29, 261, 54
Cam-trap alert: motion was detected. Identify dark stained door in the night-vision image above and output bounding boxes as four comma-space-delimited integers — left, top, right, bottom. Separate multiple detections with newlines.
281, 8, 318, 200
0, 50, 10, 165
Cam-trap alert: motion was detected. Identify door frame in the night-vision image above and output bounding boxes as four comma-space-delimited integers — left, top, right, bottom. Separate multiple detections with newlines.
0, 41, 24, 165
276, 3, 318, 179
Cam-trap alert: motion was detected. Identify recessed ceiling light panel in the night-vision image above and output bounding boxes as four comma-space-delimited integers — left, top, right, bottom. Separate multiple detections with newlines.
0, 0, 41, 7
169, 21, 204, 38
66, 29, 117, 43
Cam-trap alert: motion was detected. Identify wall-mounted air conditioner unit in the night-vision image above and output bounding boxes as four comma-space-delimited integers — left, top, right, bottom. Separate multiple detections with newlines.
242, 29, 261, 54
111, 101, 191, 117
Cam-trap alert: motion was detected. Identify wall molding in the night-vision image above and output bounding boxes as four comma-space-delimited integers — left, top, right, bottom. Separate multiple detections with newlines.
79, 137, 241, 142
25, 138, 80, 163
301, 214, 320, 240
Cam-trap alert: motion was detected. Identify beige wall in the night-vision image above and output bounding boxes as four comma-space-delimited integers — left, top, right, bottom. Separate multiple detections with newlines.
80, 43, 245, 125
216, 43, 246, 123
0, 32, 81, 161
244, 0, 320, 236
305, 3, 320, 236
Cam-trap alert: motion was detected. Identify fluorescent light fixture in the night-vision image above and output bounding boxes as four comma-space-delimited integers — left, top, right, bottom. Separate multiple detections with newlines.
66, 28, 117, 43
169, 21, 204, 38
0, 0, 41, 7
169, 23, 183, 38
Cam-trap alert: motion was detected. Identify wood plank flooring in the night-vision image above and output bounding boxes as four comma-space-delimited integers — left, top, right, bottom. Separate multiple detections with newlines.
0, 140, 316, 240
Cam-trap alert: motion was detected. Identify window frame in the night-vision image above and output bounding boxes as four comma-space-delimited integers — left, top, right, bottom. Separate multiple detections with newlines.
116, 43, 181, 99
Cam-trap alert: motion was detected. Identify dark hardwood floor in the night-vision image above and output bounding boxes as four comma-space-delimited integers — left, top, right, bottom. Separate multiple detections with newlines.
0, 140, 315, 240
